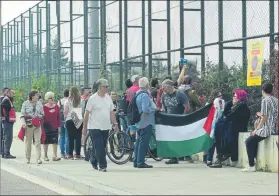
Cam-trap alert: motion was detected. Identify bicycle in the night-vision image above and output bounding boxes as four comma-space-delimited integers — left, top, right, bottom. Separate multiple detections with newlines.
106, 112, 163, 165
84, 111, 163, 165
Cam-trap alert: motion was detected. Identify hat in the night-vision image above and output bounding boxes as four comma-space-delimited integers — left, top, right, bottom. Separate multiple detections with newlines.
131, 75, 140, 83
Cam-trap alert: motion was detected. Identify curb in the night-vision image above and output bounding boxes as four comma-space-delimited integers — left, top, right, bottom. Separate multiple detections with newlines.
1, 158, 134, 195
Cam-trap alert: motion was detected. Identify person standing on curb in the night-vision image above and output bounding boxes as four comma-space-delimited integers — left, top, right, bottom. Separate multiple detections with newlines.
133, 77, 156, 169
1, 89, 16, 159
0, 87, 9, 156
58, 89, 69, 159
20, 90, 45, 164
82, 79, 119, 172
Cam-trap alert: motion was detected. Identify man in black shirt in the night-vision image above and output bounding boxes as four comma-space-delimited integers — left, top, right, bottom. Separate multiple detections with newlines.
0, 87, 9, 157
1, 89, 16, 159
161, 80, 192, 164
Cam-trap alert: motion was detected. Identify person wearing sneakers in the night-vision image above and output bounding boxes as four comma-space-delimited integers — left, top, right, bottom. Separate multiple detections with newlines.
20, 91, 44, 164
82, 79, 119, 172
64, 86, 83, 160
57, 89, 69, 159
242, 83, 278, 172
133, 77, 157, 168
42, 92, 61, 162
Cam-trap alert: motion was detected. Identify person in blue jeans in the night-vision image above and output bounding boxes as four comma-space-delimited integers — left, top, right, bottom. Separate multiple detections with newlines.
134, 77, 156, 169
82, 79, 119, 172
58, 89, 69, 158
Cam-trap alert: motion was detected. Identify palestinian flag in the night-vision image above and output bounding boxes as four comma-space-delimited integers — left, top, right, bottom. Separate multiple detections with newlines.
155, 104, 215, 158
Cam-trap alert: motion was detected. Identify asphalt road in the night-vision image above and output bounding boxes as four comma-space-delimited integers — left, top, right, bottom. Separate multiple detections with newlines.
0, 169, 60, 195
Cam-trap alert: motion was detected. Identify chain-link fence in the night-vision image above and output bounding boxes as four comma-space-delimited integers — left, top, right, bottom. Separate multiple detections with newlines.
1, 0, 278, 94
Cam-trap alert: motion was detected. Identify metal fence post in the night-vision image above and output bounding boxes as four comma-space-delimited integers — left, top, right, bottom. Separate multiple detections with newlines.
46, 2, 51, 89
56, 0, 62, 92
124, 0, 128, 80
119, 1, 123, 89
180, 0, 184, 59
84, 0, 89, 87
142, 0, 146, 76
201, 0, 205, 77
70, 0, 74, 85
167, 0, 171, 75
218, 0, 223, 71
148, 0, 152, 78
242, 0, 247, 78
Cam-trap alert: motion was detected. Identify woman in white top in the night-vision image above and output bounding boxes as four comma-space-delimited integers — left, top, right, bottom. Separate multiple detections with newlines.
64, 86, 83, 160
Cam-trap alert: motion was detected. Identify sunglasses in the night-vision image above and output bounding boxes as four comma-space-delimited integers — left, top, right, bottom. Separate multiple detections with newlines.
102, 85, 109, 88
48, 97, 54, 100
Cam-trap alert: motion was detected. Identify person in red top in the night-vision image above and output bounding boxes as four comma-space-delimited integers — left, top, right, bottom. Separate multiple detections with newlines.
126, 75, 140, 102
43, 92, 61, 161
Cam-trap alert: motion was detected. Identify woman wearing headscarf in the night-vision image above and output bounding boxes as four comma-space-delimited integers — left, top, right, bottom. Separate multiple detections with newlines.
209, 89, 250, 168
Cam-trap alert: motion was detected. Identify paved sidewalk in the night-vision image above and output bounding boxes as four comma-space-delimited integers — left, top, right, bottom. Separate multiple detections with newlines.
1, 139, 278, 195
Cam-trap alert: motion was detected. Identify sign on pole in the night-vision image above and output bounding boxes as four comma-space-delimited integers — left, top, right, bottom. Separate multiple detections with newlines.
247, 41, 264, 86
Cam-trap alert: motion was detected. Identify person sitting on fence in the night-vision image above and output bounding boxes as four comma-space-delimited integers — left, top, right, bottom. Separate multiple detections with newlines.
242, 83, 278, 172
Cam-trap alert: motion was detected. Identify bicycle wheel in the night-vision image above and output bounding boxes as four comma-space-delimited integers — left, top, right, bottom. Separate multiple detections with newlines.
106, 131, 133, 165
148, 131, 163, 161
84, 134, 93, 162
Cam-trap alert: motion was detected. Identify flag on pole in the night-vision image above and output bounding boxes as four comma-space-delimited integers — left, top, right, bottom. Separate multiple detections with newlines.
155, 104, 214, 157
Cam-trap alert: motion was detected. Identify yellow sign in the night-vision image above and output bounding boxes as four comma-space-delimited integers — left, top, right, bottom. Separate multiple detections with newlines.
247, 41, 264, 86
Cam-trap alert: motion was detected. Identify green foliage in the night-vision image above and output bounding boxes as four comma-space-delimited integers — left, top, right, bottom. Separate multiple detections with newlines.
12, 74, 62, 111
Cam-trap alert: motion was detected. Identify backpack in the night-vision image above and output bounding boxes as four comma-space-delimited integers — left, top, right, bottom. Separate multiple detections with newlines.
59, 99, 65, 121
127, 91, 148, 125
2, 97, 16, 123
118, 92, 129, 114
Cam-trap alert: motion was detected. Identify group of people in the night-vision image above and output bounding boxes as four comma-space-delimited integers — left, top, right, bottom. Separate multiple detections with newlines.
0, 63, 278, 173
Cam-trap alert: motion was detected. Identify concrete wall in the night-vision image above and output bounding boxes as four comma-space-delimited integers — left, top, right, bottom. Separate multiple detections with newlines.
13, 113, 278, 172
193, 133, 278, 173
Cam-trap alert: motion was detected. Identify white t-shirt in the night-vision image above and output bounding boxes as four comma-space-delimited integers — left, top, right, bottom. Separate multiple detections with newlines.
85, 93, 114, 130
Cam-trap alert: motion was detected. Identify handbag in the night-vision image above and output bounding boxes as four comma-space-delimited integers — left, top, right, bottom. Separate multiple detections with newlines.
71, 104, 82, 129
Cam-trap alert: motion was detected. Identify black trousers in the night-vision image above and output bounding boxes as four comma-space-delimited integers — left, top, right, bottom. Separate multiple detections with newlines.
89, 129, 109, 169
66, 120, 82, 156
245, 134, 266, 167
228, 134, 239, 162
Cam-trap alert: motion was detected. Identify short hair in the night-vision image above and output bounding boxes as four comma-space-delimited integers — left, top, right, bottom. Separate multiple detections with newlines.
64, 89, 69, 97
96, 79, 109, 89
162, 79, 174, 87
151, 78, 159, 88
139, 77, 149, 88
45, 91, 55, 100
29, 90, 38, 101
262, 83, 273, 94
2, 87, 9, 93
125, 79, 133, 89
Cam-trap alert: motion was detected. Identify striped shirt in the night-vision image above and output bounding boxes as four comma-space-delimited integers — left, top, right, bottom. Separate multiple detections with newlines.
20, 100, 44, 118
255, 96, 278, 137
